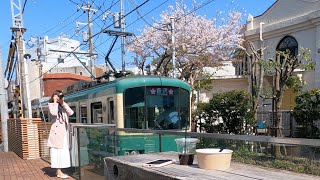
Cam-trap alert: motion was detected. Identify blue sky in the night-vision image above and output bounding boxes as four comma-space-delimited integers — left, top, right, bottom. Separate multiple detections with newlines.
0, 0, 276, 71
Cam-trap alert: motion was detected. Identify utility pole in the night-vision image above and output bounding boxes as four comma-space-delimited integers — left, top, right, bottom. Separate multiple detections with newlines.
28, 36, 45, 98
36, 47, 43, 97
170, 17, 176, 78
120, 0, 126, 72
0, 46, 9, 152
23, 53, 32, 118
80, 3, 97, 78
10, 0, 31, 118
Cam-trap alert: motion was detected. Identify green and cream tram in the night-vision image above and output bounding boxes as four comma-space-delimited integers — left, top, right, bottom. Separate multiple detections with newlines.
32, 76, 191, 155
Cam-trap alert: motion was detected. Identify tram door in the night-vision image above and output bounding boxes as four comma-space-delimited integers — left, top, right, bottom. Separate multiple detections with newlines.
107, 98, 115, 124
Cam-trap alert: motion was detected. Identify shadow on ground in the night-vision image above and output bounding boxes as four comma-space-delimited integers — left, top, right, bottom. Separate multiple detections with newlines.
42, 167, 57, 177
42, 167, 79, 179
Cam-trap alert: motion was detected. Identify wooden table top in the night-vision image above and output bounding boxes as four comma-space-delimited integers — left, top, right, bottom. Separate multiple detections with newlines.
104, 152, 320, 180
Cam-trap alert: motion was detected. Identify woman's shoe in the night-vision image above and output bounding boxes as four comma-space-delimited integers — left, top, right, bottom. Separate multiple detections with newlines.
57, 174, 70, 179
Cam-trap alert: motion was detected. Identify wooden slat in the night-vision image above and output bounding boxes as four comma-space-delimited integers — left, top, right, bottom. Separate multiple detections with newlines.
38, 122, 51, 162
7, 118, 43, 160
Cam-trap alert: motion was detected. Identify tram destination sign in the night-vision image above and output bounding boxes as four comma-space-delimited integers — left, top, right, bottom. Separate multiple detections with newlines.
150, 87, 174, 96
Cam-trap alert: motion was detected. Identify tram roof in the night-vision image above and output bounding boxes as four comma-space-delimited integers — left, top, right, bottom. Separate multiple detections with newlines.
64, 75, 191, 96
32, 76, 191, 106
113, 76, 191, 93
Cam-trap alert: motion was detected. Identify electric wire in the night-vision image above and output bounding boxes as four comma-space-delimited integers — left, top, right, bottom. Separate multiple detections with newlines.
68, 0, 82, 5
37, 11, 79, 37
22, 0, 28, 14
81, 0, 151, 66
28, 0, 133, 83
124, 0, 216, 53
129, 0, 168, 31
92, 0, 114, 45
94, 0, 158, 52
42, 0, 119, 60
46, 12, 84, 37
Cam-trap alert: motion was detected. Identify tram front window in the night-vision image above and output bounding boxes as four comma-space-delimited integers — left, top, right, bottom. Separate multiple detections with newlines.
124, 87, 145, 129
124, 87, 189, 130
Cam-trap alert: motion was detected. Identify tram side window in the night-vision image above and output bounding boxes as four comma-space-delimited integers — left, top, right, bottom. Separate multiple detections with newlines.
91, 102, 103, 124
69, 106, 76, 123
124, 87, 145, 129
108, 99, 115, 124
81, 105, 87, 123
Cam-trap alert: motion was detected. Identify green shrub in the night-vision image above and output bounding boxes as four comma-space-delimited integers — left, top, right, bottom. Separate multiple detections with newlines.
292, 89, 320, 138
194, 90, 254, 134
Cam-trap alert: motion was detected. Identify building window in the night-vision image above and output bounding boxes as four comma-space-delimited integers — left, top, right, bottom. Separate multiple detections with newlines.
276, 36, 298, 58
58, 57, 64, 63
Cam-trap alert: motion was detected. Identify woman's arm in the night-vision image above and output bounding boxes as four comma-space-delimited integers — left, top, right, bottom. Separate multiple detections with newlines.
62, 102, 74, 116
48, 103, 59, 116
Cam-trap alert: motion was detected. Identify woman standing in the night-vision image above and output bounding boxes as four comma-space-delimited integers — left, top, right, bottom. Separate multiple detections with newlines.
47, 90, 74, 179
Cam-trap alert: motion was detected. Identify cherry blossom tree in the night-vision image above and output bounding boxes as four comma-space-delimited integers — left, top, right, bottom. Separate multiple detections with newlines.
127, 1, 244, 88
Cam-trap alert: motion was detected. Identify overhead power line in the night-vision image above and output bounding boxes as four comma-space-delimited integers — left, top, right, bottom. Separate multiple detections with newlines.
125, 0, 216, 52
94, 0, 163, 53
38, 11, 80, 37
29, 0, 147, 83
22, 0, 28, 14
129, 0, 168, 31
68, 0, 82, 5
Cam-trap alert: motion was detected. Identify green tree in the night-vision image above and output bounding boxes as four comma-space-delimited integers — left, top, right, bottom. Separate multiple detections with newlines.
267, 48, 315, 138
195, 90, 254, 134
292, 89, 320, 139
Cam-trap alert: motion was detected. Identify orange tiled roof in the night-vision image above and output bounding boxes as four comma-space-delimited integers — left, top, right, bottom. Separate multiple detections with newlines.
43, 73, 91, 81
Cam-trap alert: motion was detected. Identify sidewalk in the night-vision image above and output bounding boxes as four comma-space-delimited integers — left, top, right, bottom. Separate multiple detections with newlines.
0, 152, 76, 179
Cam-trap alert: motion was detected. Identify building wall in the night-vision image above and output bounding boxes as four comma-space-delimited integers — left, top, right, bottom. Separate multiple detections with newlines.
198, 77, 249, 103
28, 62, 41, 100
242, 0, 320, 111
28, 63, 103, 100
43, 73, 91, 97
249, 0, 320, 30
245, 0, 320, 90
25, 35, 99, 100
26, 35, 90, 68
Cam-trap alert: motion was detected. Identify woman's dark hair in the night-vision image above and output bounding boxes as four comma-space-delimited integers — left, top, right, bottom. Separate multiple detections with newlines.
49, 90, 63, 103
49, 90, 65, 123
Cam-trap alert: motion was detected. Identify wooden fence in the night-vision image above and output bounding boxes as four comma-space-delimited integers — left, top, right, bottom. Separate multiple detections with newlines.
38, 122, 51, 162
7, 118, 47, 160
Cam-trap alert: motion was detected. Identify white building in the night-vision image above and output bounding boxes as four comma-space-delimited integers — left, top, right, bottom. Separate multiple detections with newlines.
26, 35, 95, 100
236, 0, 320, 110
26, 35, 90, 69
199, 0, 320, 110
244, 0, 320, 90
